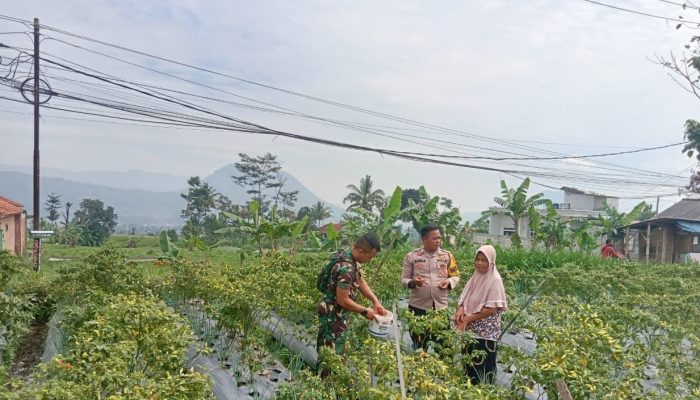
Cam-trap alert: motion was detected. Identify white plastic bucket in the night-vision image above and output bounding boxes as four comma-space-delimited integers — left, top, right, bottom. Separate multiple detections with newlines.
368, 311, 394, 340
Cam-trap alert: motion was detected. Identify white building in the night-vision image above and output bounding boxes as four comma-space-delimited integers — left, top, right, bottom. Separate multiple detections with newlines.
484, 187, 618, 246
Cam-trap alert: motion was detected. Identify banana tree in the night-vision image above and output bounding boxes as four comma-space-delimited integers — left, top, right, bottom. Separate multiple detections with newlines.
159, 230, 181, 260
569, 221, 598, 253
529, 202, 567, 250
594, 201, 648, 242
183, 235, 227, 263
215, 200, 308, 255
485, 178, 549, 248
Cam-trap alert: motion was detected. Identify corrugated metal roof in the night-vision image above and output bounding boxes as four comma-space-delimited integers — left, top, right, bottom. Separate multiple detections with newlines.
655, 198, 700, 221
626, 198, 700, 229
0, 196, 24, 217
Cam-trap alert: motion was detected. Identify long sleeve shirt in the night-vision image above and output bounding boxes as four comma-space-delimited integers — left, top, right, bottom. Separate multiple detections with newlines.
401, 248, 460, 311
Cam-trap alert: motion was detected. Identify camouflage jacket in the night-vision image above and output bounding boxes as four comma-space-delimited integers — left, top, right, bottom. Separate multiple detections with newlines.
318, 250, 362, 306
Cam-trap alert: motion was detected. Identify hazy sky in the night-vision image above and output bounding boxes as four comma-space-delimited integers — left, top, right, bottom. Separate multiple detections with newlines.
1, 1, 699, 213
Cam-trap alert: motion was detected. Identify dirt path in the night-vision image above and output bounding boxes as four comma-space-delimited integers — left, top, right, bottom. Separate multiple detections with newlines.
10, 322, 48, 379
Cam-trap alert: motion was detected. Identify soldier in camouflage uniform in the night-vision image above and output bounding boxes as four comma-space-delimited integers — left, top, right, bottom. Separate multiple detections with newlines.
316, 233, 387, 370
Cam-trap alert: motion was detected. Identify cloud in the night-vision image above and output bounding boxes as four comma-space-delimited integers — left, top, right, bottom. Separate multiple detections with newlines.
0, 0, 697, 212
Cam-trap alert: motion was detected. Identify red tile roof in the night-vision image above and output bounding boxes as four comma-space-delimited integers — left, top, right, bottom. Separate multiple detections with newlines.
0, 196, 25, 216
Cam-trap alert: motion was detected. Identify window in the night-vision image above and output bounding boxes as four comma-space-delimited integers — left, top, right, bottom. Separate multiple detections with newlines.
692, 236, 700, 253
503, 228, 515, 236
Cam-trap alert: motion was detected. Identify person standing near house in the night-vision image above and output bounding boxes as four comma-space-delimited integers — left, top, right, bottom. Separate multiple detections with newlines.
454, 244, 508, 385
401, 224, 460, 349
601, 238, 624, 259
316, 233, 388, 375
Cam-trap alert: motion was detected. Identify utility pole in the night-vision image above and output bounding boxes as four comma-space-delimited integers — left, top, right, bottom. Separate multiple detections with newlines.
32, 18, 41, 272
655, 196, 660, 216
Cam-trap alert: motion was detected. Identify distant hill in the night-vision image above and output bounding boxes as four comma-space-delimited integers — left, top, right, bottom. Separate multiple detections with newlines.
0, 171, 183, 229
0, 164, 186, 192
0, 164, 345, 230
204, 164, 345, 217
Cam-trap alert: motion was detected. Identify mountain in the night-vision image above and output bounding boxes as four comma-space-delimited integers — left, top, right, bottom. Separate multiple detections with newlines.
0, 171, 183, 229
0, 165, 345, 230
0, 164, 186, 192
204, 164, 345, 217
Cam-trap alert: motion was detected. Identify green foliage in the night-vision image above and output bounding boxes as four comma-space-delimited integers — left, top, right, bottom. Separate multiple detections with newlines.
159, 230, 181, 259
309, 336, 510, 400
0, 252, 34, 371
594, 201, 647, 241
0, 251, 25, 290
217, 200, 309, 255
72, 198, 118, 246
44, 193, 62, 227
7, 293, 212, 400
343, 175, 385, 212
485, 178, 549, 247
233, 152, 282, 213
529, 203, 568, 250
309, 201, 331, 229
682, 119, 700, 161
0, 292, 34, 370
180, 176, 220, 241
52, 247, 146, 302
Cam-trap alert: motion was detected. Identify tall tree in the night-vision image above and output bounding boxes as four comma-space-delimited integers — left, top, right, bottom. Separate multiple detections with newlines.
62, 201, 73, 228
44, 193, 62, 227
309, 201, 331, 228
485, 178, 549, 247
269, 171, 299, 220
280, 190, 299, 217
297, 206, 312, 229
657, 29, 700, 191
232, 153, 281, 216
73, 199, 118, 246
439, 197, 454, 210
181, 176, 218, 238
343, 175, 385, 212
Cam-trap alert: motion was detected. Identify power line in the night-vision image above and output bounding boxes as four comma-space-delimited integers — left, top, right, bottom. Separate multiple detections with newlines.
0, 27, 681, 183
656, 0, 700, 11
7, 51, 675, 182
1, 19, 683, 180
391, 141, 687, 161
1, 58, 688, 190
0, 85, 685, 190
36, 38, 692, 181
581, 0, 700, 24
0, 18, 689, 192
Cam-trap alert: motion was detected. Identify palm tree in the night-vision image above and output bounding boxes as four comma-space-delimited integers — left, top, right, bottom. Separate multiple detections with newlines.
310, 201, 332, 228
486, 178, 549, 247
343, 175, 385, 212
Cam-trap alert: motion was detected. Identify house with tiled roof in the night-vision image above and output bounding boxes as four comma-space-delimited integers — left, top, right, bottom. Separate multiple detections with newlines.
0, 196, 27, 256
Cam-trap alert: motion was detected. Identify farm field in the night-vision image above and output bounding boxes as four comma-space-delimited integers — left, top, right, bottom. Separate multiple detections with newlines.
1, 237, 698, 400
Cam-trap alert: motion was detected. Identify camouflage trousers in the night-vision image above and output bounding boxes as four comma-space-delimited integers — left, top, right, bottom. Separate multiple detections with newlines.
316, 300, 351, 356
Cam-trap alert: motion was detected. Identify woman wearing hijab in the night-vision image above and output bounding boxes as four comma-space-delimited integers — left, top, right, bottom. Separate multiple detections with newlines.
454, 245, 508, 385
